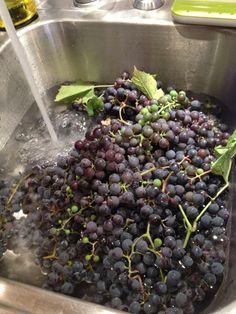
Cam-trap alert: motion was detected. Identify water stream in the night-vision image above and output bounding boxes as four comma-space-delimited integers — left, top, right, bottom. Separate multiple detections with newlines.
0, 0, 57, 142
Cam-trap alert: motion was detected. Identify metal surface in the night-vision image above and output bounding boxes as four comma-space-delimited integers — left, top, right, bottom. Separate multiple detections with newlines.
0, 278, 123, 314
0, 0, 236, 313
133, 0, 164, 11
74, 0, 97, 6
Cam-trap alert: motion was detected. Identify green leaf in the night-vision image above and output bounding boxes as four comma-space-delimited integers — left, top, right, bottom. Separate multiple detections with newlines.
86, 96, 104, 117
131, 66, 164, 100
212, 130, 236, 182
55, 81, 94, 103
214, 146, 228, 157
82, 89, 95, 103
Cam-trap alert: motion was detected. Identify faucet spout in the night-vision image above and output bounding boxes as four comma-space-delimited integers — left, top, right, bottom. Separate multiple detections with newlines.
133, 0, 163, 11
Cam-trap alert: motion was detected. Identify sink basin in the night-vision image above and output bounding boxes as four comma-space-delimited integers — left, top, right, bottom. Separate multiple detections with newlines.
0, 1, 236, 313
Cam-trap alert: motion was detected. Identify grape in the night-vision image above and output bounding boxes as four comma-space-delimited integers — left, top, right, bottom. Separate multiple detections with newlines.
211, 262, 224, 275
111, 297, 122, 308
186, 206, 199, 219
122, 239, 133, 253
136, 240, 148, 254
135, 186, 146, 198
80, 158, 92, 168
130, 301, 141, 313
110, 183, 121, 196
191, 246, 202, 258
143, 302, 156, 314
143, 252, 155, 266
60, 282, 74, 295
167, 270, 181, 287
111, 247, 123, 260
129, 156, 139, 168
86, 221, 97, 233
204, 272, 217, 286
143, 125, 153, 138
140, 205, 153, 218
164, 236, 176, 249
159, 138, 169, 149
4, 71, 231, 314
175, 292, 188, 308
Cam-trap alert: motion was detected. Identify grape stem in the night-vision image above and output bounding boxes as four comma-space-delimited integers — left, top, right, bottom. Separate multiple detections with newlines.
124, 222, 162, 296
7, 173, 32, 206
190, 169, 212, 183
162, 171, 173, 193
179, 182, 229, 248
119, 102, 137, 126
43, 242, 58, 260
94, 84, 114, 89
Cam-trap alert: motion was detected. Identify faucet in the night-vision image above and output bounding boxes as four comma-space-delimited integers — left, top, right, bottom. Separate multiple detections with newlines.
133, 0, 163, 10
73, 0, 96, 6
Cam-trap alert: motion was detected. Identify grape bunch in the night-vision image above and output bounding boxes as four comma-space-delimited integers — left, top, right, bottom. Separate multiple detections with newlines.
6, 71, 231, 314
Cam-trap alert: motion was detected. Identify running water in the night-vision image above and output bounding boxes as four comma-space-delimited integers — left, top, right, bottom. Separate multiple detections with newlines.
0, 0, 57, 142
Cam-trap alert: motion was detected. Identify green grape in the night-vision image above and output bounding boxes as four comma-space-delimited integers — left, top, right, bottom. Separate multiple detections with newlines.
154, 238, 162, 247
162, 111, 170, 120
197, 168, 204, 175
66, 186, 72, 194
170, 90, 178, 98
64, 229, 71, 235
90, 214, 96, 221
150, 104, 159, 112
136, 113, 143, 121
141, 107, 149, 115
85, 254, 92, 261
82, 237, 89, 244
154, 178, 162, 188
159, 96, 168, 105
138, 119, 145, 126
143, 112, 152, 122
71, 205, 79, 213
151, 112, 160, 122
178, 91, 186, 102
50, 228, 58, 236
120, 127, 125, 135
93, 255, 100, 263
167, 95, 172, 102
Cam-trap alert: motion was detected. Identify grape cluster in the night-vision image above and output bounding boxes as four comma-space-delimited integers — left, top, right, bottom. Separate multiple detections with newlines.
6, 72, 231, 314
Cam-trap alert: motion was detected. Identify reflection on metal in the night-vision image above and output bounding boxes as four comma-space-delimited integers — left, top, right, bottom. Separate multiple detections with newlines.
133, 0, 163, 11
0, 278, 124, 314
73, 0, 97, 6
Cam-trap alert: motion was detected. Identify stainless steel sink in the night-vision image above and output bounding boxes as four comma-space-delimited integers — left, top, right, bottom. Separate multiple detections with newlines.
1, 0, 236, 313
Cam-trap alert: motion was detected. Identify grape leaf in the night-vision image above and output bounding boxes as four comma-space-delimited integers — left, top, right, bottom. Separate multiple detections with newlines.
86, 96, 104, 117
81, 89, 95, 103
212, 130, 236, 182
214, 146, 228, 158
55, 81, 94, 103
131, 66, 164, 100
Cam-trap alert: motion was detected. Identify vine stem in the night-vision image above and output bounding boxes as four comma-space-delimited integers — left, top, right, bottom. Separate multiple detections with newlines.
7, 173, 32, 206
179, 182, 229, 248
119, 103, 131, 126
194, 182, 229, 224
140, 167, 157, 177
162, 171, 173, 193
190, 169, 212, 183
94, 84, 114, 89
